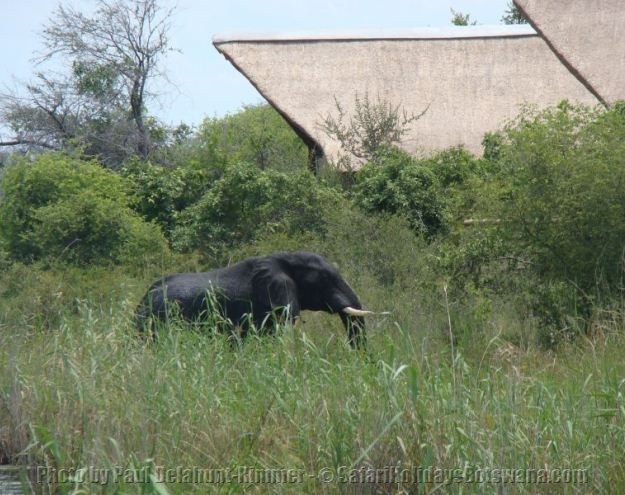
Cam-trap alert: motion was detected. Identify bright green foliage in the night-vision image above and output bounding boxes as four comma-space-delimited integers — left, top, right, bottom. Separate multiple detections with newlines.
0, 152, 168, 265
442, 102, 625, 339
423, 146, 487, 189
194, 104, 309, 172
482, 131, 504, 162
353, 146, 486, 239
172, 161, 340, 258
30, 192, 162, 266
354, 146, 447, 238
122, 159, 212, 237
495, 102, 625, 296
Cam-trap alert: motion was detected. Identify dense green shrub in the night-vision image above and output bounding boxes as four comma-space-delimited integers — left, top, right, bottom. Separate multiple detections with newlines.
494, 102, 625, 297
0, 262, 137, 330
171, 161, 340, 259
422, 146, 487, 189
0, 152, 168, 265
354, 146, 447, 238
122, 158, 212, 237
422, 146, 495, 227
194, 104, 309, 172
481, 131, 504, 162
315, 202, 430, 290
436, 102, 625, 342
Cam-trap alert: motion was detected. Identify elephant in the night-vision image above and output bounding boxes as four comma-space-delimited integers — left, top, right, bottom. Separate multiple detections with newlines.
135, 251, 373, 348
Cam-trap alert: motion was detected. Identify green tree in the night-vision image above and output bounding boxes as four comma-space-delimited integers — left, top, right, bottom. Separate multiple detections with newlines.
501, 2, 528, 24
490, 102, 625, 301
195, 104, 309, 172
122, 158, 212, 238
422, 146, 486, 189
450, 8, 478, 26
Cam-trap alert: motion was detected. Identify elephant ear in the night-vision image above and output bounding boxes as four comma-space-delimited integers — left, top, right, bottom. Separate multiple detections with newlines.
251, 259, 300, 319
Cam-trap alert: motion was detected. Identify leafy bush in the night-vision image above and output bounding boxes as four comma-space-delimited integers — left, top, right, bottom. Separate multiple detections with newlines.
494, 102, 625, 297
122, 158, 212, 237
354, 146, 447, 238
437, 102, 625, 342
194, 104, 309, 172
172, 161, 341, 259
0, 152, 168, 265
482, 131, 504, 162
315, 202, 430, 291
423, 146, 487, 189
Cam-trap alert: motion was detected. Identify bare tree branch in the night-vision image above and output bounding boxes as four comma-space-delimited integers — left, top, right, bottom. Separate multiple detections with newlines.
0, 139, 58, 149
1, 0, 175, 165
318, 92, 429, 165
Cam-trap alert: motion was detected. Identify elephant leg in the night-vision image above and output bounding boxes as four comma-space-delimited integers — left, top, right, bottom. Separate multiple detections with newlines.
253, 274, 300, 332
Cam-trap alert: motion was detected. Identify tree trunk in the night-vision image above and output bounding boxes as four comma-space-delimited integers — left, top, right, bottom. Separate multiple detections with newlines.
130, 78, 149, 160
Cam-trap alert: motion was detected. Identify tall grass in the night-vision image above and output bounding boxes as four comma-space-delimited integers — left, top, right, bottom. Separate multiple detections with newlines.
1, 267, 624, 494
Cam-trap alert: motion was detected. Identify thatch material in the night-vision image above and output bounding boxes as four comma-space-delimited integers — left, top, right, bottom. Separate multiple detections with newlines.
514, 0, 625, 106
213, 26, 599, 167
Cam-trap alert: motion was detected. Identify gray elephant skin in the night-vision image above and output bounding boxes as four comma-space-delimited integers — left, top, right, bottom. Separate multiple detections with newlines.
135, 251, 371, 348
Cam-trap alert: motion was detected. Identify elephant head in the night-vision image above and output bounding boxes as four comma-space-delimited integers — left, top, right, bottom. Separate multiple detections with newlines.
251, 251, 371, 348
136, 251, 375, 349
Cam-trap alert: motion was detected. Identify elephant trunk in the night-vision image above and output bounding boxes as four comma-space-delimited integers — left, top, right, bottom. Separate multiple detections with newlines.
339, 311, 366, 350
327, 282, 370, 349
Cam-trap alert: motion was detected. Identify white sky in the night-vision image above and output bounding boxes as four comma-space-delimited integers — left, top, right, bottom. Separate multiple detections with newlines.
0, 0, 512, 129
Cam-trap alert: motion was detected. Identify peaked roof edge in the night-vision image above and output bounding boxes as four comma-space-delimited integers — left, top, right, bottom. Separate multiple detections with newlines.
213, 24, 537, 44
213, 41, 323, 163
512, 0, 609, 107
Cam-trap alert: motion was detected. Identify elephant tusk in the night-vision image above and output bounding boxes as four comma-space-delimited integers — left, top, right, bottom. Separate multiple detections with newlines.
342, 307, 392, 316
342, 306, 374, 317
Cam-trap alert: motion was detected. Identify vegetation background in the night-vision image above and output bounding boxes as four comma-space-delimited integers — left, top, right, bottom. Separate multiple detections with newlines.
1, 1, 624, 494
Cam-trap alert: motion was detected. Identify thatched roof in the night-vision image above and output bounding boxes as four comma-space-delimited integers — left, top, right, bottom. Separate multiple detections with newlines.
213, 25, 599, 167
514, 0, 625, 106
